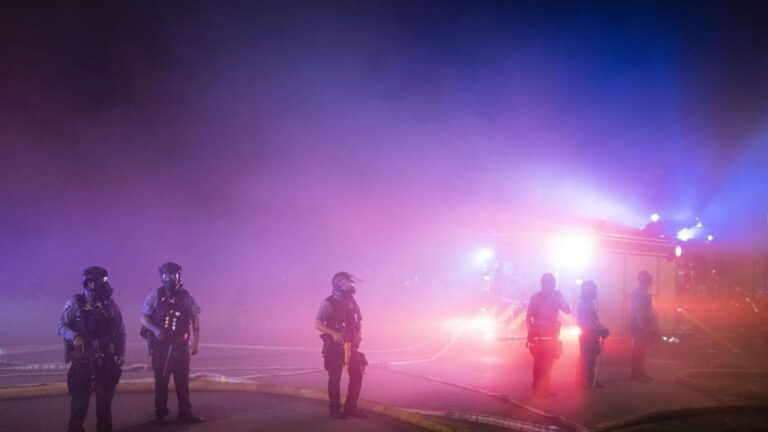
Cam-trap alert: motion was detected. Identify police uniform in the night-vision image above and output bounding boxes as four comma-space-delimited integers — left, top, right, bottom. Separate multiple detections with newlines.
576, 284, 609, 389
142, 285, 201, 420
316, 291, 366, 417
525, 274, 571, 397
58, 279, 125, 432
629, 282, 654, 380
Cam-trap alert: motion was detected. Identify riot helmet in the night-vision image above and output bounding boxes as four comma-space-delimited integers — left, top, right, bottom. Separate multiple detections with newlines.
81, 266, 112, 298
159, 262, 182, 291
580, 280, 598, 300
332, 271, 358, 296
637, 270, 652, 288
540, 273, 556, 292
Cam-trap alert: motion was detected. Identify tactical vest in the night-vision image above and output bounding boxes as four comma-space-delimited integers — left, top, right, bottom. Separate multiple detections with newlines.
323, 295, 360, 338
64, 294, 116, 362
151, 287, 192, 344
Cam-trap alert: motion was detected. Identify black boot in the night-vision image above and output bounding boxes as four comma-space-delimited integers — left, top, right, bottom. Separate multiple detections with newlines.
177, 412, 204, 424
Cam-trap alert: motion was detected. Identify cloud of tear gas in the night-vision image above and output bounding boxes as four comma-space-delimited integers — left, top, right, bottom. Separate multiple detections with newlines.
0, 1, 766, 346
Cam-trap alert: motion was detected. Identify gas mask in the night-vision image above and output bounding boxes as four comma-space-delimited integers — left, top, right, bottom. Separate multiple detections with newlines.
161, 272, 182, 292
81, 266, 112, 300
158, 262, 183, 292
332, 271, 360, 298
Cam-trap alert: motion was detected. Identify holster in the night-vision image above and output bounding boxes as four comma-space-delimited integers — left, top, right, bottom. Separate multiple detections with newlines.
356, 351, 369, 373
321, 338, 343, 358
140, 327, 156, 356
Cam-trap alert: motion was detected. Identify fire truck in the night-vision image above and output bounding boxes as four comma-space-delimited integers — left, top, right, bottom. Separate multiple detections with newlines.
473, 225, 680, 340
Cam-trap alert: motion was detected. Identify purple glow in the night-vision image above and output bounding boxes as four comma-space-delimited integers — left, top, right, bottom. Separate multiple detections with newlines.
0, 2, 765, 350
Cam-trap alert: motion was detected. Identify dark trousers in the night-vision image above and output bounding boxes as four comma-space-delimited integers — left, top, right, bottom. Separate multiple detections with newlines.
323, 343, 363, 414
630, 336, 649, 377
67, 360, 120, 432
152, 344, 192, 417
579, 336, 601, 387
529, 340, 560, 394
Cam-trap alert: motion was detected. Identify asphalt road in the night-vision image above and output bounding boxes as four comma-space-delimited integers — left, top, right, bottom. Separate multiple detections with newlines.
0, 392, 426, 432
2, 327, 767, 431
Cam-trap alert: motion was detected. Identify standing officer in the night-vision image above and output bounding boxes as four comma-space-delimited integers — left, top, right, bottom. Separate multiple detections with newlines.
58, 266, 126, 432
576, 280, 609, 389
525, 273, 571, 397
630, 270, 656, 381
314, 271, 368, 419
140, 262, 203, 424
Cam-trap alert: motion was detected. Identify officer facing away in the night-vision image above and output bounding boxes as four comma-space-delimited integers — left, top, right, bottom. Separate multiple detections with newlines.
630, 270, 656, 382
58, 266, 126, 432
576, 280, 610, 389
315, 271, 368, 419
525, 273, 571, 397
140, 262, 203, 424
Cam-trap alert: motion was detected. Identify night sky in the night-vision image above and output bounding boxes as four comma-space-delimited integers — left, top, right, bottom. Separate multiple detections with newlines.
1, 1, 767, 342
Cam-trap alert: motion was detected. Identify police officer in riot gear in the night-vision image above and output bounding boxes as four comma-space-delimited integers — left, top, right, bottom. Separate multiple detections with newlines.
314, 271, 368, 419
630, 270, 656, 381
140, 262, 203, 424
576, 280, 609, 389
525, 273, 571, 397
58, 266, 126, 432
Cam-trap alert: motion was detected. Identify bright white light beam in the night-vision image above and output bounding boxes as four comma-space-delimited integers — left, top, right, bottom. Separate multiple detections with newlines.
550, 233, 595, 270
474, 248, 495, 266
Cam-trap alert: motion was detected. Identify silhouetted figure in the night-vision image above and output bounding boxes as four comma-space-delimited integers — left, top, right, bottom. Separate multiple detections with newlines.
630, 270, 656, 382
576, 280, 609, 389
315, 271, 368, 419
526, 273, 571, 397
58, 266, 125, 432
140, 262, 203, 424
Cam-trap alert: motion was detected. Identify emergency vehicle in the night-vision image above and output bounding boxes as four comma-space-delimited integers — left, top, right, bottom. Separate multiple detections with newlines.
471, 224, 680, 340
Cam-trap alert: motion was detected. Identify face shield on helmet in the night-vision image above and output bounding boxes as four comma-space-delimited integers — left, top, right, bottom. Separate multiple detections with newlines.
332, 271, 362, 296
82, 266, 112, 298
159, 262, 182, 290
540, 273, 556, 292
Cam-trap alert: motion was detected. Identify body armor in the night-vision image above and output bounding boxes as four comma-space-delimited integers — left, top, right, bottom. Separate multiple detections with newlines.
64, 295, 117, 363
321, 295, 361, 345
151, 288, 192, 345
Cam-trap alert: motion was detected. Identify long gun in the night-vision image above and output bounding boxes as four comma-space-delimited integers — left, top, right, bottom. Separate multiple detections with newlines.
343, 341, 351, 371
85, 338, 105, 398
342, 321, 361, 372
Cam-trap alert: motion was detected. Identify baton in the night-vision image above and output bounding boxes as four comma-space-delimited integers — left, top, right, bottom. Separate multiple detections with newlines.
162, 344, 174, 378
593, 337, 605, 388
